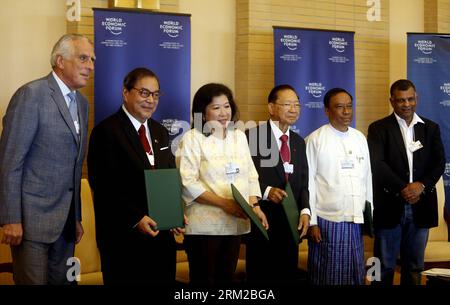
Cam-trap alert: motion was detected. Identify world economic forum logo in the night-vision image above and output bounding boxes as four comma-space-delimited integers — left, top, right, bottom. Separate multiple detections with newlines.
280, 34, 300, 51
329, 37, 348, 53
440, 83, 450, 96
305, 82, 326, 98
445, 163, 450, 177
101, 17, 126, 35
160, 20, 183, 38
414, 40, 435, 55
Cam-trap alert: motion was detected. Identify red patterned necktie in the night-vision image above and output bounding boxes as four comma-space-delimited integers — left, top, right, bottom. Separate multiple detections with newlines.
138, 124, 153, 155
280, 134, 290, 181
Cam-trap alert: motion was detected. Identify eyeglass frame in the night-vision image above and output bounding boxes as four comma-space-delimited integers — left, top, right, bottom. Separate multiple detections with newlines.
272, 101, 302, 110
131, 87, 162, 99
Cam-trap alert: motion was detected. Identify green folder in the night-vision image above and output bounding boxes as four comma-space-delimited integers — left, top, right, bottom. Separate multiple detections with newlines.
231, 184, 269, 240
363, 200, 374, 237
144, 168, 184, 230
281, 183, 300, 245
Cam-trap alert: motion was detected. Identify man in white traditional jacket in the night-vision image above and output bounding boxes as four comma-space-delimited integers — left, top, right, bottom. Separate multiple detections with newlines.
305, 87, 373, 285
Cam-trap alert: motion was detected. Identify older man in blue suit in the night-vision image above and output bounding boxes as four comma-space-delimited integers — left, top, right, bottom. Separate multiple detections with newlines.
0, 34, 95, 284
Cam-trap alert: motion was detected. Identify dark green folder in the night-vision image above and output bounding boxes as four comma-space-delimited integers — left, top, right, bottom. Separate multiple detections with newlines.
144, 168, 184, 230
231, 184, 269, 240
281, 182, 300, 245
363, 201, 374, 237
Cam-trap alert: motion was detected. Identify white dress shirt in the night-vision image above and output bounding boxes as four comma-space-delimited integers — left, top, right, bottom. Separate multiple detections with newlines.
122, 105, 154, 166
265, 120, 311, 217
52, 71, 73, 108
52, 71, 79, 134
394, 112, 425, 183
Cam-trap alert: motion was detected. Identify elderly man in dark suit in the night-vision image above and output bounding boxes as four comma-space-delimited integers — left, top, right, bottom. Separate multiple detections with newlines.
87, 67, 183, 285
368, 79, 446, 285
0, 34, 95, 284
245, 84, 310, 284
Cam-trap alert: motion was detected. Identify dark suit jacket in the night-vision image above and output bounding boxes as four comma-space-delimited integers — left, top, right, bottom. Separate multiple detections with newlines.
87, 108, 176, 249
246, 121, 310, 237
367, 113, 445, 229
245, 121, 309, 282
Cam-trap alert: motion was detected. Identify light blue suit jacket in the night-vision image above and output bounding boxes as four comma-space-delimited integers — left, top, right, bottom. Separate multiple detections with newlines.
0, 73, 88, 243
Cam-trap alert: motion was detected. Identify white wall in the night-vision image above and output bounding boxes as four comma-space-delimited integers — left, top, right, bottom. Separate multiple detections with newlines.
0, 0, 66, 133
389, 0, 424, 85
178, 0, 236, 99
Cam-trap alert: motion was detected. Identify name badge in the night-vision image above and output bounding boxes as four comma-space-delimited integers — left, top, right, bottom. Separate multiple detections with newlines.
408, 140, 423, 153
148, 154, 155, 166
283, 162, 294, 174
225, 163, 240, 183
341, 158, 354, 169
74, 121, 80, 134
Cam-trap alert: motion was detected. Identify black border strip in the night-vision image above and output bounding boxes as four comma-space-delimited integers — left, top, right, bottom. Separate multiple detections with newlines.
273, 25, 354, 34
407, 32, 450, 36
92, 7, 191, 17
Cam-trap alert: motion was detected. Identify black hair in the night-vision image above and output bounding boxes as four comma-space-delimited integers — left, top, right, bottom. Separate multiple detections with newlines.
268, 84, 298, 103
323, 88, 353, 108
191, 83, 238, 133
123, 67, 160, 90
390, 79, 416, 96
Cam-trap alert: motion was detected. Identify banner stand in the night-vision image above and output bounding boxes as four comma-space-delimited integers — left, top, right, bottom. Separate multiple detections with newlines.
274, 26, 355, 137
93, 8, 191, 140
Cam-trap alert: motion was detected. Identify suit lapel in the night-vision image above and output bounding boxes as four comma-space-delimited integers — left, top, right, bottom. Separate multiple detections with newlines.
389, 114, 409, 168
288, 130, 298, 185
47, 74, 80, 146
266, 121, 285, 182
148, 119, 161, 169
413, 119, 426, 174
75, 92, 85, 162
117, 109, 151, 168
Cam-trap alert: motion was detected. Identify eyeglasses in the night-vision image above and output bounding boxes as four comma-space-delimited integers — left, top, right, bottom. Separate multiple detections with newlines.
132, 87, 162, 99
274, 101, 301, 110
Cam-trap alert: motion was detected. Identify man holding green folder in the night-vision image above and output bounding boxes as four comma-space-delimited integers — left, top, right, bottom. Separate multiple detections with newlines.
245, 84, 311, 284
87, 68, 183, 284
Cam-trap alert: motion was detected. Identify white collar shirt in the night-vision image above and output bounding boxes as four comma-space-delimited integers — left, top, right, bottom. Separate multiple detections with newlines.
394, 112, 425, 183
122, 105, 154, 166
266, 119, 310, 217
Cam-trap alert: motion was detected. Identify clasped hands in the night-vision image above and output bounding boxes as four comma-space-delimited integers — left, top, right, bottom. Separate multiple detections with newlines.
401, 182, 425, 204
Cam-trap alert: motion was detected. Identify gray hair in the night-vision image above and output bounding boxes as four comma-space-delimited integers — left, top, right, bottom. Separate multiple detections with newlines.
50, 34, 92, 67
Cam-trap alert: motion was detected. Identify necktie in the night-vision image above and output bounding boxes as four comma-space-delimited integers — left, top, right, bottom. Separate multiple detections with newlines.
138, 124, 153, 155
280, 134, 290, 181
67, 92, 79, 123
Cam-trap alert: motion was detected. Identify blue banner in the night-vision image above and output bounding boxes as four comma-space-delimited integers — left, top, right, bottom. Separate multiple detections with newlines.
274, 27, 355, 138
93, 9, 191, 138
407, 33, 450, 238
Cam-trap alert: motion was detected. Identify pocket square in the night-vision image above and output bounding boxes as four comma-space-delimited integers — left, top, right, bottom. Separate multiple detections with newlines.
160, 146, 169, 151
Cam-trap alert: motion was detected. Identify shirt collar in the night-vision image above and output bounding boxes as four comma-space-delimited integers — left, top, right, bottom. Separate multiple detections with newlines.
328, 123, 350, 138
269, 119, 290, 141
394, 112, 425, 128
52, 71, 73, 97
122, 104, 148, 132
